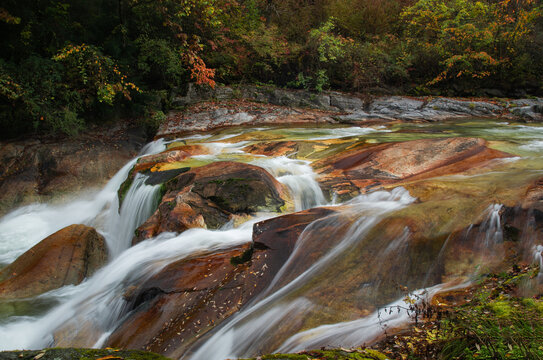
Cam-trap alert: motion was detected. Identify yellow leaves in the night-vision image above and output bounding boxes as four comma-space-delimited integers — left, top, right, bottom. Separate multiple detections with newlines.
95, 356, 124, 360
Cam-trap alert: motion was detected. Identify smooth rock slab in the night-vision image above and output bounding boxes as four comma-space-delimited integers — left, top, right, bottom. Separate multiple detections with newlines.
316, 137, 512, 200
0, 224, 107, 299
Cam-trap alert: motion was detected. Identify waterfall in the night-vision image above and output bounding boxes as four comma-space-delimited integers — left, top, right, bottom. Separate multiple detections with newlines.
1, 119, 543, 358
251, 156, 326, 211
102, 174, 162, 257
481, 204, 503, 248
276, 285, 444, 353
534, 245, 543, 282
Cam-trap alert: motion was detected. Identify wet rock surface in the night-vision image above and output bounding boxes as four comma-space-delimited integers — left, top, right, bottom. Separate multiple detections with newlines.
159, 100, 339, 137
107, 207, 336, 358
133, 161, 290, 244
315, 137, 511, 200
0, 224, 107, 299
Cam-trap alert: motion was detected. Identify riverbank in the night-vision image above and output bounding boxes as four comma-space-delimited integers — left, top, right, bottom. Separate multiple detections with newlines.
0, 122, 147, 216
161, 85, 543, 137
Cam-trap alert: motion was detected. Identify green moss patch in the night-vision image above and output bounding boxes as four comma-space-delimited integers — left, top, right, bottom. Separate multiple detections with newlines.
238, 348, 388, 360
375, 265, 543, 360
0, 348, 171, 360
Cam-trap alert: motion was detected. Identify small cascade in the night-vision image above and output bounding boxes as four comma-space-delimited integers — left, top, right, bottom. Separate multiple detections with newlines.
534, 245, 543, 282
0, 220, 258, 350
103, 174, 162, 257
0, 139, 166, 266
470, 204, 504, 272
481, 204, 503, 248
276, 285, 444, 353
189, 187, 416, 360
138, 139, 167, 156
251, 156, 326, 211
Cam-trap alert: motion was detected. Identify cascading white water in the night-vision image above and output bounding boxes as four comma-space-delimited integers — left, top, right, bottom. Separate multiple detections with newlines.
0, 139, 166, 266
189, 187, 416, 360
534, 245, 543, 282
481, 204, 503, 247
251, 156, 326, 211
0, 220, 258, 350
276, 285, 443, 353
103, 173, 162, 257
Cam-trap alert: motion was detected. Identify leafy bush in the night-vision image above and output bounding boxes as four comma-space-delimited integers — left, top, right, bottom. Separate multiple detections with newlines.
136, 37, 185, 89
401, 0, 543, 93
53, 44, 140, 106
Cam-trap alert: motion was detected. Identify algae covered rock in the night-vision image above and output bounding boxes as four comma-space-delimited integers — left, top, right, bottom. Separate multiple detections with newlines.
0, 224, 107, 299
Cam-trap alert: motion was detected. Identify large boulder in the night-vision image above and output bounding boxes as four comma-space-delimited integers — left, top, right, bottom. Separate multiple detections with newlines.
0, 225, 107, 299
133, 161, 290, 244
107, 207, 336, 358
316, 137, 511, 200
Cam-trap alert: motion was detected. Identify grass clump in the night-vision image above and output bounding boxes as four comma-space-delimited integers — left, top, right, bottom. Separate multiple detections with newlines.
377, 265, 543, 360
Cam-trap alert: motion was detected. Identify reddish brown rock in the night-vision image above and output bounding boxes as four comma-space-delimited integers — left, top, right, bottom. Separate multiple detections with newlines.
0, 224, 107, 299
107, 207, 335, 358
133, 150, 191, 174
316, 137, 511, 199
167, 144, 209, 156
133, 161, 289, 244
243, 141, 299, 157
522, 177, 543, 212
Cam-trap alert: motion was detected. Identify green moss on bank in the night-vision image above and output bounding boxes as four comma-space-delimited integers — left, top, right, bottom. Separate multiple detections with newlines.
238, 349, 389, 360
0, 348, 171, 360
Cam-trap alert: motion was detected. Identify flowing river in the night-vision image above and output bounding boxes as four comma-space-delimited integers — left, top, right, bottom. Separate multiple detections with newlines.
0, 118, 543, 358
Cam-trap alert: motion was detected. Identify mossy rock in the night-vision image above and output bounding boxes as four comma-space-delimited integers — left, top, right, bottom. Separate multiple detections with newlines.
117, 165, 136, 207
0, 348, 171, 360
238, 348, 389, 360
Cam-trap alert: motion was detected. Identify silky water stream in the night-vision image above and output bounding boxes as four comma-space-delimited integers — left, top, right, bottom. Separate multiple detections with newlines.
0, 120, 542, 358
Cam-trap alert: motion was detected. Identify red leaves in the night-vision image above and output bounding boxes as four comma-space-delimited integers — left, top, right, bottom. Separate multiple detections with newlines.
188, 55, 216, 88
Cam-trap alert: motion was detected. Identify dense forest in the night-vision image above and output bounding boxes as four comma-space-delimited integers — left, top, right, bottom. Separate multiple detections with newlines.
1, 0, 542, 138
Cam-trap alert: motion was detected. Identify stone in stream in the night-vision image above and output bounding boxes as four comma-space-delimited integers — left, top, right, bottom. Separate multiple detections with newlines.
0, 225, 107, 299
316, 137, 512, 201
133, 161, 291, 244
105, 207, 337, 358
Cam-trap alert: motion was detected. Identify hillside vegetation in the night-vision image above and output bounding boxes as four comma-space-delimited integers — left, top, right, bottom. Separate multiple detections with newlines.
1, 0, 542, 138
